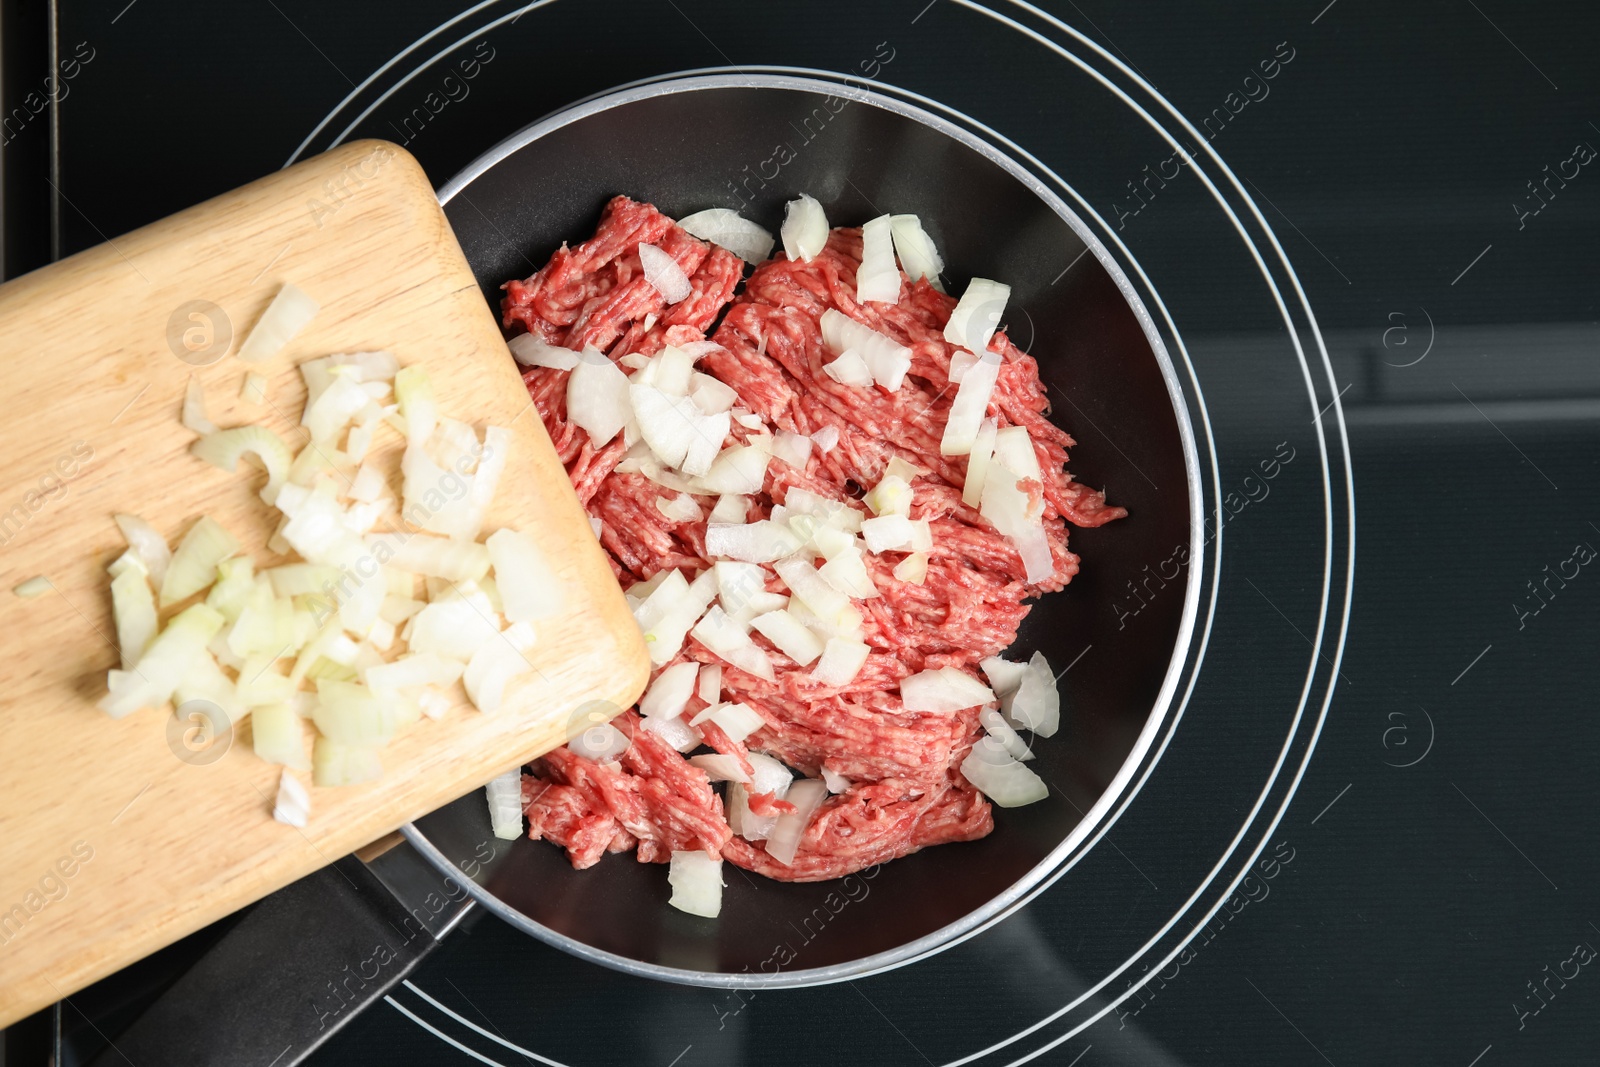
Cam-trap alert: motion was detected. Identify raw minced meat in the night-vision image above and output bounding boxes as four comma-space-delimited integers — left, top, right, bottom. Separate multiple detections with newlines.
503, 195, 1124, 883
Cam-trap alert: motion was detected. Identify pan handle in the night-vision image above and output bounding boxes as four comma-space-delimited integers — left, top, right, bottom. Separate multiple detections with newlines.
84, 837, 473, 1067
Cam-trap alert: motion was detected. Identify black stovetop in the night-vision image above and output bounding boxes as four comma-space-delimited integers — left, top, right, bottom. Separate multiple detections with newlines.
5, 2, 1599, 1065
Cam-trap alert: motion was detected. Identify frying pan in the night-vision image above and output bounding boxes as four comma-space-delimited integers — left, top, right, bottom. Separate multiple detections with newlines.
403, 73, 1201, 987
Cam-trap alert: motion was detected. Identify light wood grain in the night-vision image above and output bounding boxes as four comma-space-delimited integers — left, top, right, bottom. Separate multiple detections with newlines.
0, 140, 648, 1025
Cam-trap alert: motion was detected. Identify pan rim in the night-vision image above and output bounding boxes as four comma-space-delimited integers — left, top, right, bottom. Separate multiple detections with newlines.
412, 69, 1206, 989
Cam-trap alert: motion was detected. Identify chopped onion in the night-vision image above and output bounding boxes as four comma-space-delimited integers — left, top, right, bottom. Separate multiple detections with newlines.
365, 616, 396, 651
726, 589, 788, 629
765, 779, 828, 866
614, 443, 700, 495
861, 515, 930, 554
363, 652, 464, 691
312, 736, 383, 787
638, 242, 691, 303
191, 425, 294, 504
486, 527, 563, 623
705, 520, 801, 563
732, 410, 765, 431
302, 373, 368, 445
900, 666, 994, 712
980, 706, 1035, 761
940, 355, 999, 457
394, 365, 437, 444
348, 463, 386, 504
206, 557, 257, 620
668, 850, 724, 918
732, 752, 796, 839
408, 586, 503, 661
312, 679, 403, 745
863, 474, 912, 518
110, 567, 157, 668
183, 376, 217, 434
948, 348, 979, 384
346, 423, 378, 465
417, 687, 453, 720
980, 462, 1053, 584
784, 488, 863, 532
567, 351, 632, 447
809, 637, 870, 687
980, 655, 1028, 698
640, 661, 699, 720
114, 514, 171, 588
630, 567, 683, 619
241, 372, 268, 405
750, 608, 824, 665
884, 456, 923, 482
272, 770, 311, 826
809, 525, 855, 561
855, 214, 901, 304
174, 649, 244, 726
1003, 650, 1061, 737
370, 532, 490, 582
636, 569, 718, 667
892, 552, 929, 585
819, 309, 911, 390
160, 515, 239, 607
688, 753, 751, 783
781, 193, 829, 262
810, 425, 840, 453
462, 426, 510, 539
697, 662, 722, 704
239, 282, 319, 363
889, 214, 945, 287
712, 560, 767, 611
693, 443, 770, 495
690, 606, 776, 682
943, 277, 1010, 357
644, 712, 701, 752
961, 738, 1049, 807
680, 409, 730, 478
786, 595, 864, 642
99, 603, 225, 717
708, 494, 748, 524
676, 208, 774, 264
992, 426, 1043, 500
820, 766, 852, 793
463, 628, 533, 713
702, 701, 766, 743
570, 721, 631, 761
774, 557, 854, 629
962, 417, 998, 507
749, 752, 794, 798
817, 550, 880, 600
508, 333, 578, 369
485, 769, 525, 840
822, 349, 874, 387
771, 431, 813, 471
253, 702, 309, 770
303, 353, 398, 404
236, 654, 295, 707
261, 562, 333, 599
689, 372, 738, 415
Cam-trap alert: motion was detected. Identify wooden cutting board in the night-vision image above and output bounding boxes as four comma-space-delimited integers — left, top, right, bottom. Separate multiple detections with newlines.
0, 140, 648, 1026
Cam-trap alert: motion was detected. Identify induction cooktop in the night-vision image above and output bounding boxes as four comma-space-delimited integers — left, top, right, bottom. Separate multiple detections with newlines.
3, 2, 1597, 1065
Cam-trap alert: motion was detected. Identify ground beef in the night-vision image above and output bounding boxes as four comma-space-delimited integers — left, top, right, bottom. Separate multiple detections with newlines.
504, 195, 1124, 883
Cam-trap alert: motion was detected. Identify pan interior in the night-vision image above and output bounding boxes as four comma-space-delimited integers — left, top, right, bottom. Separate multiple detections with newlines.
415, 78, 1193, 982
